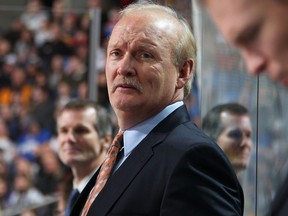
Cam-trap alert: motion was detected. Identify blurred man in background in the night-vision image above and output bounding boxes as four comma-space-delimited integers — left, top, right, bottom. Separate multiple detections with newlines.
56, 99, 112, 216
198, 0, 288, 87
202, 103, 253, 178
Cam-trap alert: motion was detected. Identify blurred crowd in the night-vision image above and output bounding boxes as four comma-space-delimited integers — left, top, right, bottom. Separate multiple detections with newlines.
0, 0, 129, 215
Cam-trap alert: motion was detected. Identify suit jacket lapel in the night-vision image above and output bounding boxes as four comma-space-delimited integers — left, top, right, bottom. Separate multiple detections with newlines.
69, 168, 99, 216
88, 126, 165, 215
74, 105, 191, 216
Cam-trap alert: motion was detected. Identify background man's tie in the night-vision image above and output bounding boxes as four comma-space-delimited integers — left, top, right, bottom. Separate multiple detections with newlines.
64, 188, 79, 216
81, 131, 124, 216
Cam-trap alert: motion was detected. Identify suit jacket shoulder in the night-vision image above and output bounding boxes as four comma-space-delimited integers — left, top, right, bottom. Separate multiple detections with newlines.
269, 173, 288, 216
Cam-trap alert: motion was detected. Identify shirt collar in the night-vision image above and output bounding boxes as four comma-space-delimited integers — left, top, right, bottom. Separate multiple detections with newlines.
121, 101, 184, 157
74, 169, 97, 192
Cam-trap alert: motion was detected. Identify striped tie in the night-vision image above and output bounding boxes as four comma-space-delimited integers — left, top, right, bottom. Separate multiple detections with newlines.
81, 131, 124, 216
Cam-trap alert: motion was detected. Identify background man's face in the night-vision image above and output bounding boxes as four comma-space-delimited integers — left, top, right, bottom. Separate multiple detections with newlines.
217, 112, 253, 171
57, 108, 101, 166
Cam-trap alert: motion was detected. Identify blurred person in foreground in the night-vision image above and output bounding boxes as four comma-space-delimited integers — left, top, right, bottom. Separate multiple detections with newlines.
56, 99, 112, 216
198, 0, 288, 215
197, 0, 288, 87
71, 2, 244, 216
202, 103, 253, 178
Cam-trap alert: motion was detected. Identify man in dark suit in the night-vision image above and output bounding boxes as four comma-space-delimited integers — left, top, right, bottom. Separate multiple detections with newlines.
56, 99, 112, 216
71, 2, 244, 215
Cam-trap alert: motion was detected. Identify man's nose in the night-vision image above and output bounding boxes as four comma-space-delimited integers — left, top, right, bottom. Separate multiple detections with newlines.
239, 137, 252, 149
67, 131, 77, 142
116, 54, 136, 76
241, 49, 266, 76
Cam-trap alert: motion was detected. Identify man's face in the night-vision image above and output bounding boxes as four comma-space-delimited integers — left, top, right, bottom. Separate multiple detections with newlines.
105, 11, 185, 128
57, 108, 102, 167
217, 112, 253, 172
204, 0, 288, 87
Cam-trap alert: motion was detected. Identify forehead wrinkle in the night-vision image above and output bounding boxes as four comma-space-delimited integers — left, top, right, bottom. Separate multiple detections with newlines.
110, 22, 171, 51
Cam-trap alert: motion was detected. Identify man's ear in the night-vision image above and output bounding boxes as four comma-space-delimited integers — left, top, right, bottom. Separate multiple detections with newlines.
100, 135, 112, 152
176, 58, 194, 89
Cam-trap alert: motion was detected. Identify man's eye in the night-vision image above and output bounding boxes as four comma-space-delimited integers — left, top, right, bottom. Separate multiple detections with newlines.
236, 23, 261, 46
245, 131, 252, 139
227, 129, 243, 140
110, 50, 121, 57
74, 128, 88, 134
58, 129, 67, 134
138, 52, 153, 60
141, 53, 151, 58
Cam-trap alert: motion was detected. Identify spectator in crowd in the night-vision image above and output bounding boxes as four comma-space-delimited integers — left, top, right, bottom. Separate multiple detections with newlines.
56, 99, 112, 216
0, 54, 14, 89
202, 103, 253, 178
51, 0, 66, 25
48, 55, 65, 92
0, 37, 12, 69
97, 70, 110, 109
7, 172, 46, 215
198, 0, 288, 215
0, 176, 9, 211
20, 0, 48, 33
0, 118, 17, 164
3, 19, 23, 49
0, 104, 20, 142
71, 2, 244, 216
62, 55, 87, 96
0, 161, 9, 182
30, 85, 55, 132
76, 81, 88, 100
0, 66, 33, 109
0, 38, 15, 94
61, 13, 78, 40
25, 61, 44, 86
16, 118, 52, 162
4, 156, 51, 215
38, 23, 74, 67
14, 28, 34, 64
34, 148, 63, 195
54, 80, 73, 115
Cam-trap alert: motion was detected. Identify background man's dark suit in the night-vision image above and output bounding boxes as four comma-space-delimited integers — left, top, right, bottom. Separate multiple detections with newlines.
269, 173, 288, 216
71, 106, 244, 215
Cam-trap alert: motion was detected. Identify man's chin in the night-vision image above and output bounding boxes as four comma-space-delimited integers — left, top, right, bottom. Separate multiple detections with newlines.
233, 162, 248, 172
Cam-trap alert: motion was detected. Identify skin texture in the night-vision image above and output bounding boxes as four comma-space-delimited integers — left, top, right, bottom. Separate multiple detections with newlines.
203, 0, 288, 86
217, 112, 253, 174
105, 10, 194, 130
57, 107, 110, 184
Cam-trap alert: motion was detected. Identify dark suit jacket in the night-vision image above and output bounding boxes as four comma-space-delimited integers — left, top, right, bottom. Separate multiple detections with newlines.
71, 105, 244, 216
269, 173, 288, 216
